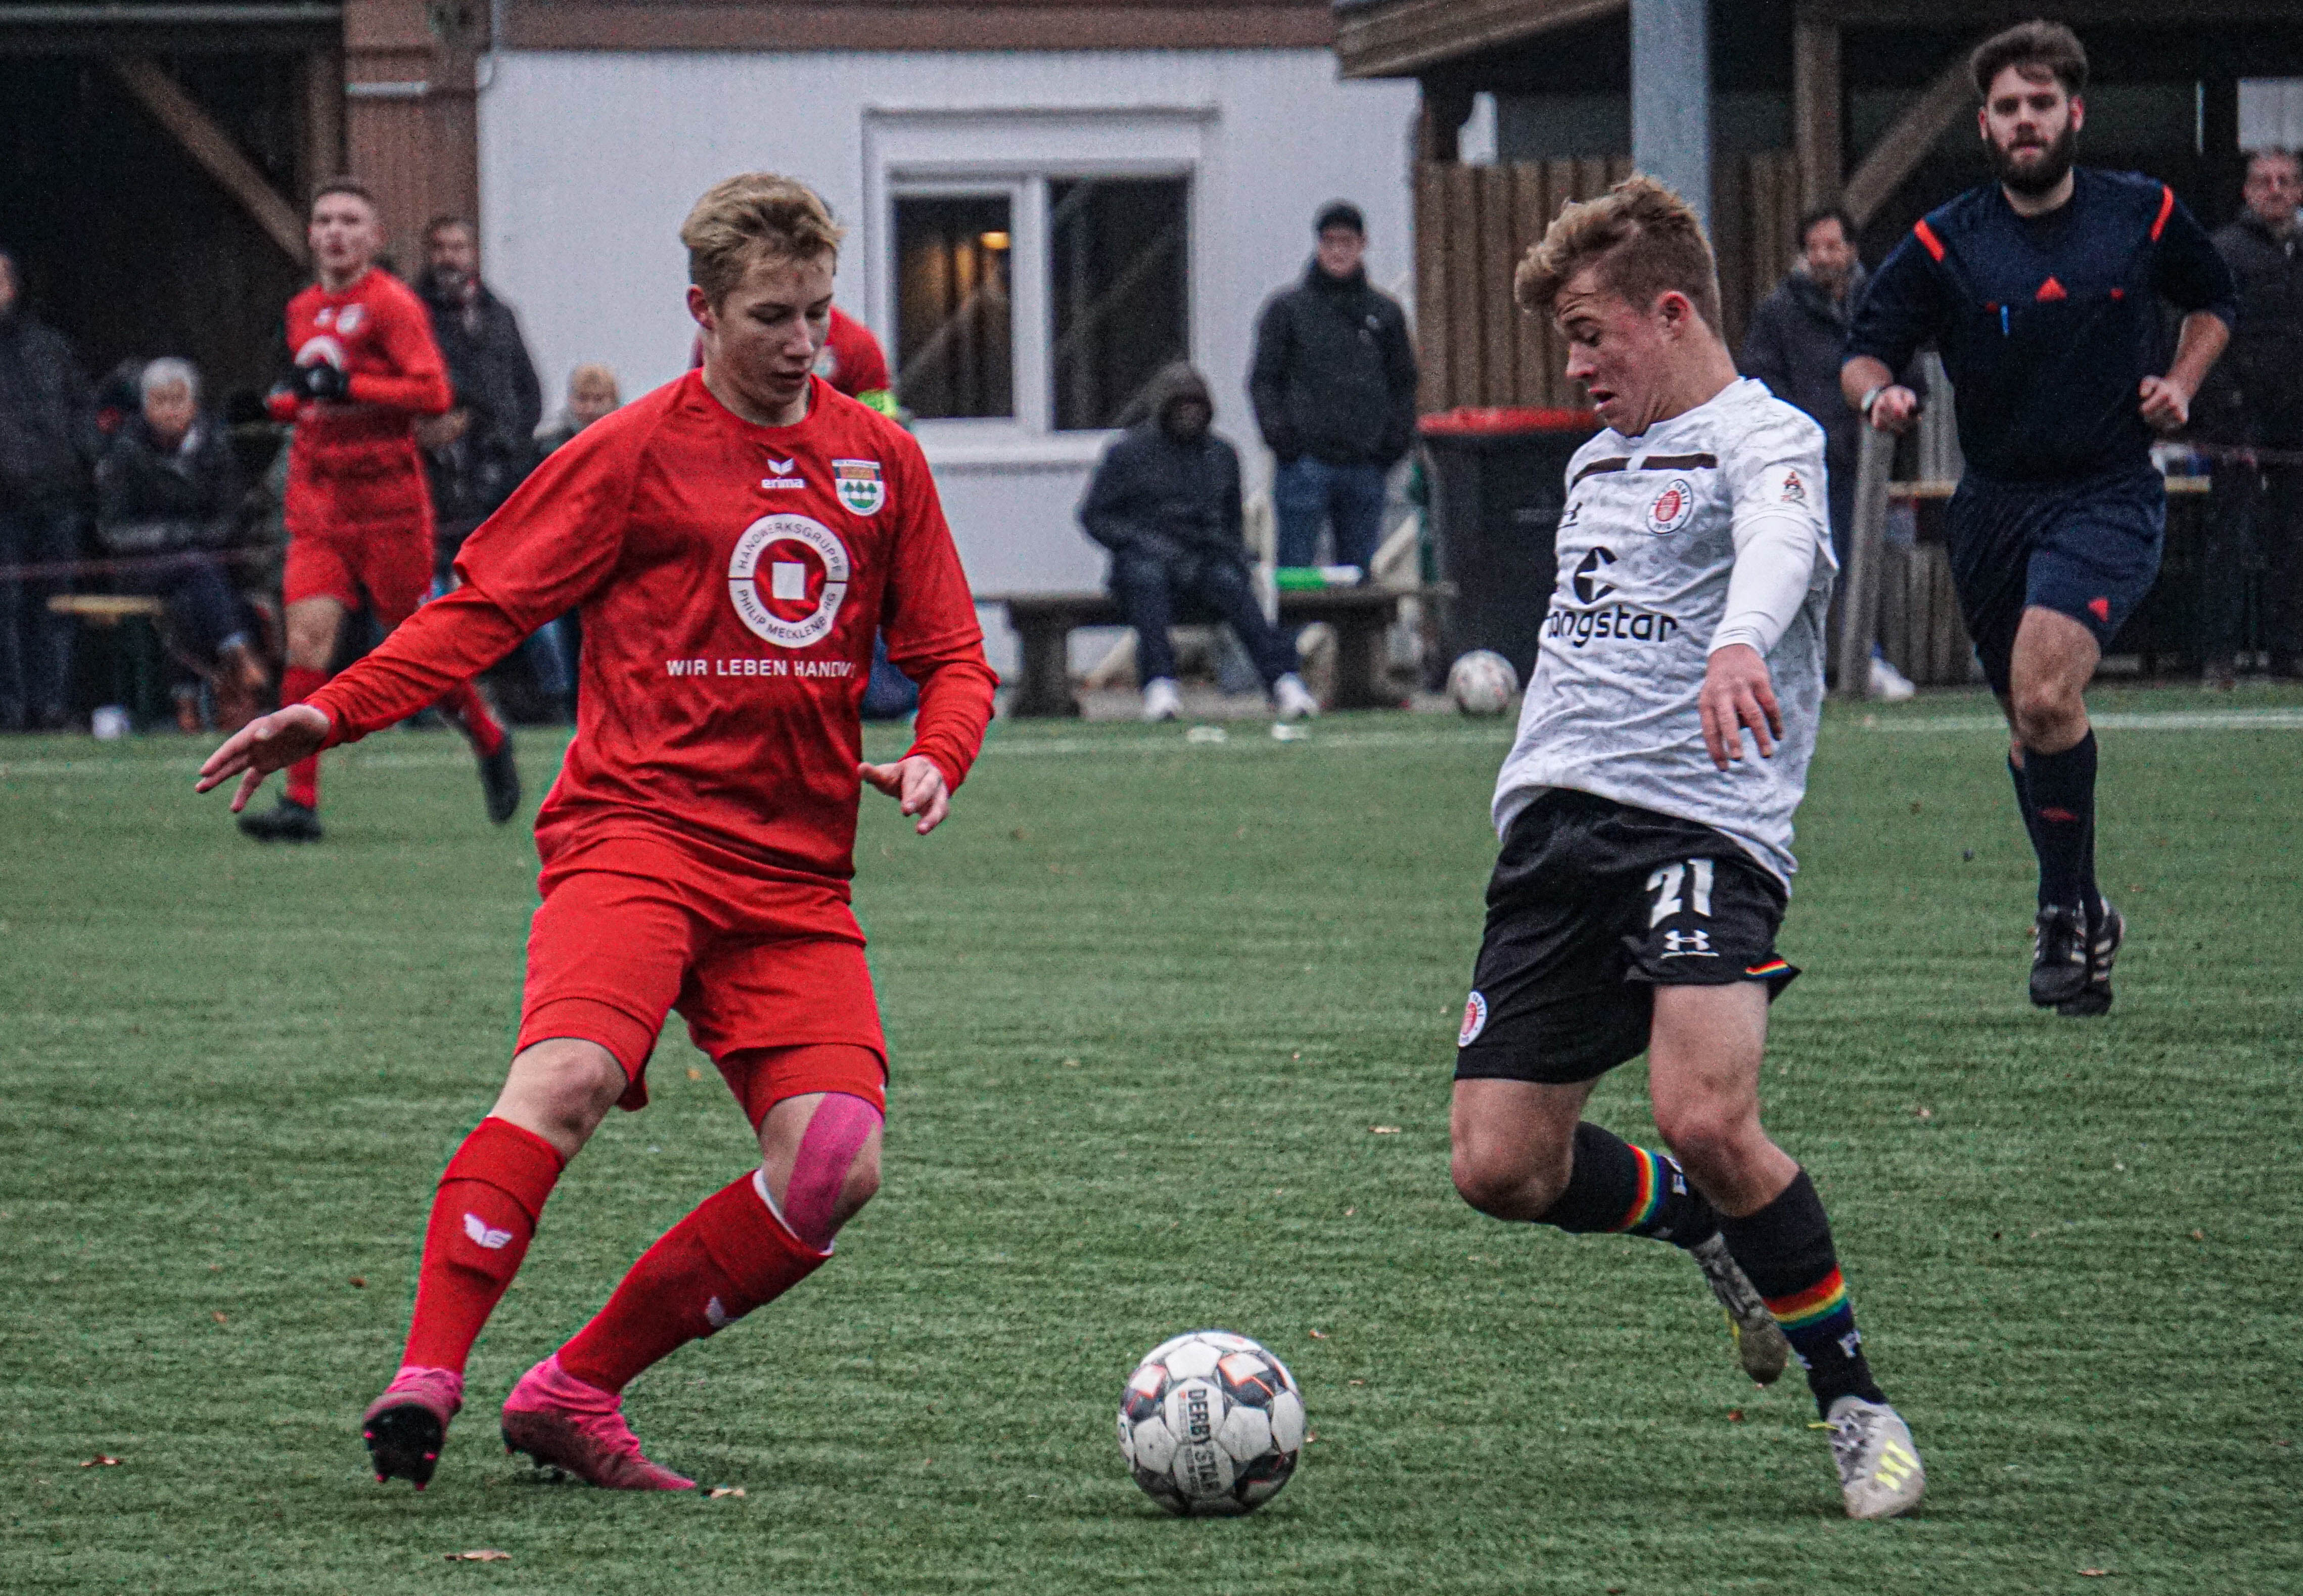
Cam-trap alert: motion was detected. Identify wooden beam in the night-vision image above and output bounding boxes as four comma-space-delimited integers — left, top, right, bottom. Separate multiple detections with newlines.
300, 47, 344, 203
111, 56, 304, 262
1792, 17, 1841, 211
1336, 0, 1626, 81
1841, 54, 1973, 227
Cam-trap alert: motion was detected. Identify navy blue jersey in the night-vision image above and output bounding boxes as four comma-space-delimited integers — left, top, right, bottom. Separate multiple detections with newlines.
1847, 169, 2237, 483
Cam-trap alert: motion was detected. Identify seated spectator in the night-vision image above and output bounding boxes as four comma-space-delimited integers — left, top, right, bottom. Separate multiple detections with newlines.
1079, 362, 1317, 721
537, 363, 621, 454
95, 358, 264, 728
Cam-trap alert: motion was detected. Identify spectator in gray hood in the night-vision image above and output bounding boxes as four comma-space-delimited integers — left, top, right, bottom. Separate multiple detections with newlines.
1079, 362, 1317, 722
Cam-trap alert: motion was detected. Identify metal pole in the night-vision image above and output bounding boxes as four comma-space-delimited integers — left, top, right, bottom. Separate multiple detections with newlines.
1630, 0, 1711, 223
1836, 424, 1894, 701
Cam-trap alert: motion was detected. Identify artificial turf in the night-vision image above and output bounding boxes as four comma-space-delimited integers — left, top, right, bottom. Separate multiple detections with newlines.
2, 684, 2298, 1593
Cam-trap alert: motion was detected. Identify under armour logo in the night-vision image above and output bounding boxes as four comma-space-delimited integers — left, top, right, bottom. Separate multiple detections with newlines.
462, 1213, 513, 1250
1661, 928, 1715, 957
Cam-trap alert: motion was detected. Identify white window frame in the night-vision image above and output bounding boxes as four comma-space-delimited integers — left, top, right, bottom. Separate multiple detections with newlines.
863, 106, 1214, 468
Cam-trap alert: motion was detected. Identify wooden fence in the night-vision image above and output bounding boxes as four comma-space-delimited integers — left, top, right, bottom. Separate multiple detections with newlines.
1414, 151, 1804, 413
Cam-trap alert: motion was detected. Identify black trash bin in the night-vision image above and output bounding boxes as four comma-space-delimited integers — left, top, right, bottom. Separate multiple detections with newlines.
1419, 407, 1597, 683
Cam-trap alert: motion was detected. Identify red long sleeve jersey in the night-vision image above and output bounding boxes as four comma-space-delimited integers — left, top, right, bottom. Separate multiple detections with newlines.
306, 372, 997, 922
268, 268, 453, 528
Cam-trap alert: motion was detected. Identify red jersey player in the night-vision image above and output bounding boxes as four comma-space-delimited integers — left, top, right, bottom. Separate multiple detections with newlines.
200, 174, 997, 1490
240, 177, 519, 844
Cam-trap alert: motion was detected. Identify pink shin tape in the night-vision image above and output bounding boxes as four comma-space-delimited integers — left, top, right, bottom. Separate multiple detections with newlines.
780, 1093, 882, 1251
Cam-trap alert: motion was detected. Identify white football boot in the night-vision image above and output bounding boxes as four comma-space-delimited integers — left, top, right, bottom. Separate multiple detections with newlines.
1823, 1395, 1926, 1519
1141, 677, 1182, 721
1688, 1235, 1790, 1386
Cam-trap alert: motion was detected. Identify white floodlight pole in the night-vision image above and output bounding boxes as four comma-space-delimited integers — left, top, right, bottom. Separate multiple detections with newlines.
1629, 0, 1713, 223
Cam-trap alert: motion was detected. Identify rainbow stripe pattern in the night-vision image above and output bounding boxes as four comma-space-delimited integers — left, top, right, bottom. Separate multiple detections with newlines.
1614, 1145, 1665, 1233
1745, 957, 1792, 980
1765, 1267, 1850, 1332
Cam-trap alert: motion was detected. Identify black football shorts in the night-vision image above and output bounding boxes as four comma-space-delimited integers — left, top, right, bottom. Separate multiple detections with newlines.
1454, 789, 1800, 1087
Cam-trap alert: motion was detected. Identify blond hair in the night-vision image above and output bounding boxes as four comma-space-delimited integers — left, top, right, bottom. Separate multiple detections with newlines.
679, 174, 845, 305
1513, 174, 1723, 334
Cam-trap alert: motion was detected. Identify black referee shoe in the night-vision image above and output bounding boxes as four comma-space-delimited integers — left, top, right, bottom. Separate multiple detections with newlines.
2057, 899, 2124, 1018
2029, 900, 2091, 1008
477, 736, 521, 826
237, 797, 323, 844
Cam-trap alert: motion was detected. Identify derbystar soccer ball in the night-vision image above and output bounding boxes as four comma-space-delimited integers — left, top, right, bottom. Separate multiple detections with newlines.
1117, 1331, 1304, 1516
1447, 649, 1519, 716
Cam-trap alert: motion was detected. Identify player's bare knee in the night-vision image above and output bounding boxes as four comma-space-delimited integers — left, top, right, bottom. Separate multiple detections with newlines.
1652, 1102, 1744, 1182
1451, 1140, 1564, 1220
2009, 683, 2084, 749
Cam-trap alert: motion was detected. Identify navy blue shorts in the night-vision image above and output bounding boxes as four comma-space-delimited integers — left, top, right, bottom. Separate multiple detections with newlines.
1945, 466, 2164, 697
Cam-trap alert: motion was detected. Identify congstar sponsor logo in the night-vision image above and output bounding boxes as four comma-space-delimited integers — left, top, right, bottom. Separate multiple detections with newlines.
1544, 603, 1681, 648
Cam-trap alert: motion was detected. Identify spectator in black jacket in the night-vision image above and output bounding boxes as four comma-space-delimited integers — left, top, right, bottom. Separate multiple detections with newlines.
1080, 363, 1317, 722
2201, 149, 2303, 681
416, 216, 543, 576
1249, 202, 1418, 575
0, 248, 98, 731
95, 359, 265, 728
1740, 204, 1916, 700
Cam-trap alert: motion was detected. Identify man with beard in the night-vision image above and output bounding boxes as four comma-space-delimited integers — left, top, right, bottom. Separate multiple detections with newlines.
1844, 20, 2233, 1017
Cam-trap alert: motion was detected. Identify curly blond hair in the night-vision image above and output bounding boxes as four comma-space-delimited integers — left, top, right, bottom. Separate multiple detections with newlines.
680, 173, 845, 305
1513, 174, 1722, 334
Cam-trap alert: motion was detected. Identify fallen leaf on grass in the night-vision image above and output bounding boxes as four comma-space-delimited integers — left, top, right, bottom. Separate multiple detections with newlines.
1348, 1379, 1366, 1387
2190, 1230, 2206, 1242
1727, 1410, 1744, 1423
445, 1549, 511, 1562
687, 1067, 703, 1081
707, 1486, 746, 1499
1343, 1207, 1357, 1217
1369, 1125, 1402, 1135
1308, 1329, 1327, 1339
348, 1276, 366, 1288
1061, 1058, 1081, 1069
2078, 1570, 2111, 1578
79, 1455, 121, 1468
211, 1311, 228, 1324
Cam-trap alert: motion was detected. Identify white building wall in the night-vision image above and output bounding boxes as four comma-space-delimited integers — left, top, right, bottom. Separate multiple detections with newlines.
475, 49, 1417, 669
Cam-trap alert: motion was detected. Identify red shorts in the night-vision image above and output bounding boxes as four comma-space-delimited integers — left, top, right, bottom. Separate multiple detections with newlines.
515, 843, 888, 1118
283, 523, 431, 622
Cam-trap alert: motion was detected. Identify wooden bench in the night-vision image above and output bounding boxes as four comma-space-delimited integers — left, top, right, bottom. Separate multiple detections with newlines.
983, 585, 1427, 717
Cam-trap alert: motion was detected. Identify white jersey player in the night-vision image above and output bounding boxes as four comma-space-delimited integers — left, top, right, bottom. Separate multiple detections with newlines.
1445, 176, 1924, 1522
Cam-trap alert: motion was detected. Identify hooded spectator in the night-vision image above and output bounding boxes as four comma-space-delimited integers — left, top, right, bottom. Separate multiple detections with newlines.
1080, 361, 1317, 721
0, 247, 98, 731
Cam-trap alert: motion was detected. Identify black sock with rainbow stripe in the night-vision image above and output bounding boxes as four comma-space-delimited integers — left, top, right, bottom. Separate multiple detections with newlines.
1716, 1168, 1887, 1417
1534, 1123, 1719, 1248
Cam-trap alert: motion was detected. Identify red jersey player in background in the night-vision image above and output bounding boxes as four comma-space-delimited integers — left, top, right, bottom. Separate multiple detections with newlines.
692, 302, 894, 414
240, 177, 519, 844
200, 173, 997, 1491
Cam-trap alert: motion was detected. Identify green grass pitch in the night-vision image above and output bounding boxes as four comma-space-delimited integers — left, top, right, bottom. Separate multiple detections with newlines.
3, 685, 2299, 1593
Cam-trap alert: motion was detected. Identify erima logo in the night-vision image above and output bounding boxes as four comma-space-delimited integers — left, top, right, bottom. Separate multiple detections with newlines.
462, 1213, 513, 1250
761, 458, 805, 491
1571, 545, 1618, 604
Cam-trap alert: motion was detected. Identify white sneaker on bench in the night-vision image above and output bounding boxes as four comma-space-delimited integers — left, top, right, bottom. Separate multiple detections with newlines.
1142, 677, 1182, 721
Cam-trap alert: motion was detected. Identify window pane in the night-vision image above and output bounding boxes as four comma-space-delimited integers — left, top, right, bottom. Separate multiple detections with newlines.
894, 194, 1014, 420
1049, 177, 1188, 431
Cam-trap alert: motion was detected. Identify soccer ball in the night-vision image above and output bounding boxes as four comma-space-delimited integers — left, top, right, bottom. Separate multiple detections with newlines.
1447, 649, 1519, 716
1117, 1330, 1304, 1516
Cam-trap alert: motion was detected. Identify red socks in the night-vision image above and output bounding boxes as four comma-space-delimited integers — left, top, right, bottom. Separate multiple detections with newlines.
439, 681, 507, 756
280, 664, 328, 807
402, 1117, 566, 1374
557, 1172, 827, 1396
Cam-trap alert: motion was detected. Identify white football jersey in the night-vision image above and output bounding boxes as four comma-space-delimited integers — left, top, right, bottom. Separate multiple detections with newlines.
1491, 378, 1836, 886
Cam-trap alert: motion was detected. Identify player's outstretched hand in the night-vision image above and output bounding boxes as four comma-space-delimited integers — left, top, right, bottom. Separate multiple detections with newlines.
858, 755, 950, 836
196, 703, 332, 811
1698, 644, 1780, 771
2138, 375, 2192, 435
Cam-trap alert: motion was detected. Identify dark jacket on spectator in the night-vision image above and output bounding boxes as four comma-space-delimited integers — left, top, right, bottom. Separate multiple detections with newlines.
417, 269, 543, 531
95, 413, 242, 554
1740, 262, 1872, 520
1079, 365, 1245, 567
0, 304, 98, 505
2205, 212, 2303, 437
1249, 261, 1417, 468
